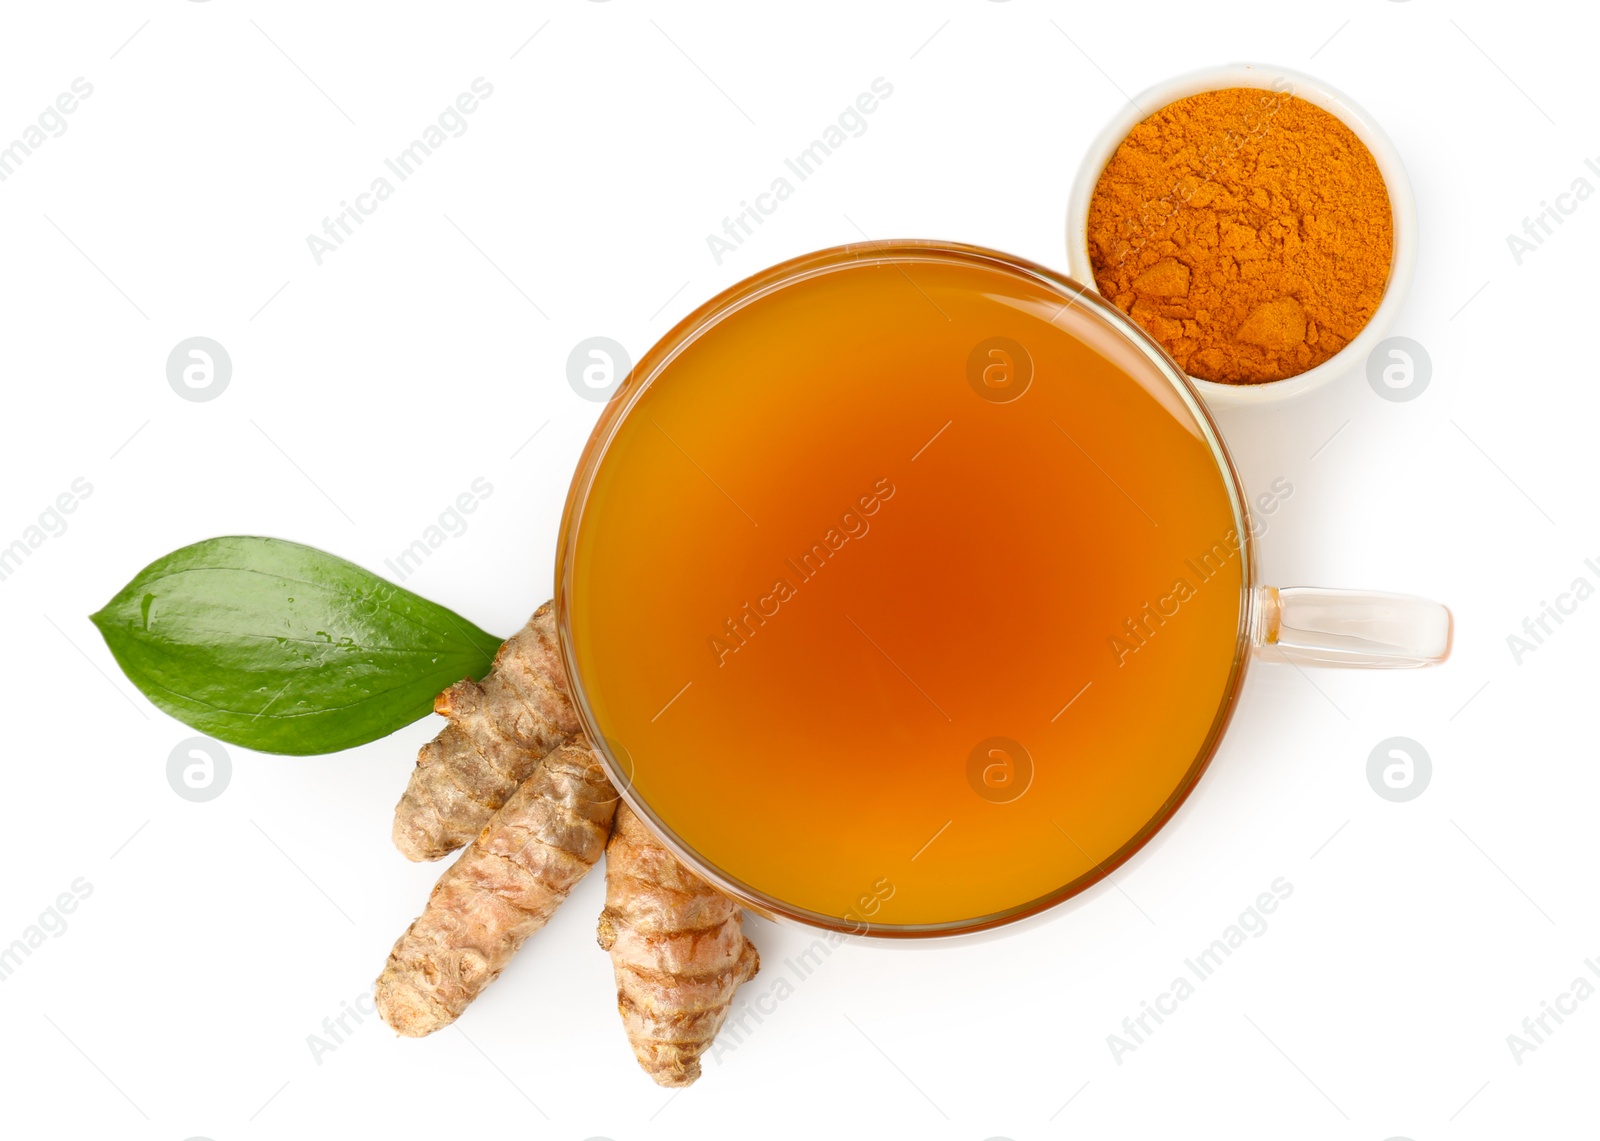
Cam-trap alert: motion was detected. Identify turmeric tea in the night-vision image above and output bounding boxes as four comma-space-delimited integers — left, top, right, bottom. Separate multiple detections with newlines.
1087, 86, 1394, 384
564, 251, 1244, 930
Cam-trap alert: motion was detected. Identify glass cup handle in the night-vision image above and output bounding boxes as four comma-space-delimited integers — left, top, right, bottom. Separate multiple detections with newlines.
1253, 586, 1452, 668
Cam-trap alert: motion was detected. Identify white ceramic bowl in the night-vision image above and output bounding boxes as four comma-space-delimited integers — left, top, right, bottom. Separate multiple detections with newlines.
1065, 62, 1417, 409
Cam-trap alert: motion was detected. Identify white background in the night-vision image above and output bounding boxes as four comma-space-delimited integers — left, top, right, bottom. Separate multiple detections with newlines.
0, 1, 1593, 1138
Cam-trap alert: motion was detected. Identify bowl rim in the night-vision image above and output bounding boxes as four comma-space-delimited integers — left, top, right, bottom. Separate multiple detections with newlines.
1064, 61, 1418, 408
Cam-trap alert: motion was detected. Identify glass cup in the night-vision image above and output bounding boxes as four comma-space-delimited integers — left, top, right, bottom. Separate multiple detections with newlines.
555, 241, 1450, 939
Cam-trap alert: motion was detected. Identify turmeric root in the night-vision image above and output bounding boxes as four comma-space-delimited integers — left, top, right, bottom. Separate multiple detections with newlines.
376, 735, 617, 1036
598, 803, 760, 1087
392, 601, 580, 861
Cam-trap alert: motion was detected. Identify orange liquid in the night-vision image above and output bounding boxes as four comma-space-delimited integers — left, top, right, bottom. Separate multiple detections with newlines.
565, 249, 1245, 930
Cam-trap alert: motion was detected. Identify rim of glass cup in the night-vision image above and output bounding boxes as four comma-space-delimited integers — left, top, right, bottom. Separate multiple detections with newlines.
1064, 62, 1419, 409
555, 240, 1262, 939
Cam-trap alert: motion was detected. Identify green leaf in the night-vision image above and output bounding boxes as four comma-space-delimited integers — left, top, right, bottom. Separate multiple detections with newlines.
90, 536, 505, 755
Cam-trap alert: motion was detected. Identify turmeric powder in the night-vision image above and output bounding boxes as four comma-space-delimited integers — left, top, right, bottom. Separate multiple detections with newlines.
1087, 87, 1393, 384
